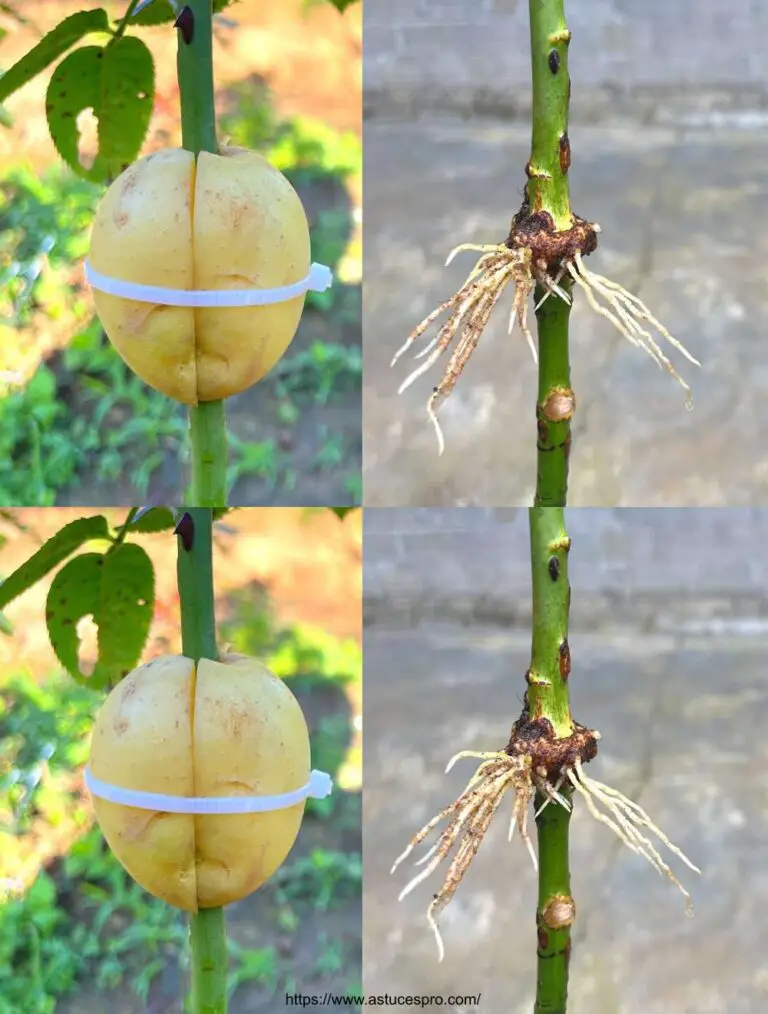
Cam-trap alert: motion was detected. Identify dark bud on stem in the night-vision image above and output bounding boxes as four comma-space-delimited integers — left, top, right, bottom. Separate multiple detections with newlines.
548, 49, 560, 74
559, 639, 571, 681
559, 132, 571, 175
174, 512, 195, 551
174, 5, 194, 44
548, 556, 560, 581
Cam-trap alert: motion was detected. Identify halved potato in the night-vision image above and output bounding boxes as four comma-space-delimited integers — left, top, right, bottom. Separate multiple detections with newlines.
88, 146, 310, 405
89, 653, 311, 911
89, 149, 197, 404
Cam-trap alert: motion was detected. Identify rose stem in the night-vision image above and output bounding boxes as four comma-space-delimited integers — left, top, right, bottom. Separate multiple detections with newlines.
176, 507, 227, 1013
528, 0, 575, 509
526, 5, 579, 1007
528, 505, 575, 1013
177, 0, 228, 507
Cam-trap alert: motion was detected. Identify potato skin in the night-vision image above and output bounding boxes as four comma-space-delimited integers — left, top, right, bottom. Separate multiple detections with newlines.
88, 146, 310, 404
193, 147, 311, 401
89, 654, 198, 911
194, 655, 311, 907
88, 653, 311, 910
89, 149, 198, 405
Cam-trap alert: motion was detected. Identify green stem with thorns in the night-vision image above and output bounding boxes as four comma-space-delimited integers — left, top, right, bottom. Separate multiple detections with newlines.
528, 0, 575, 509
177, 0, 228, 507
527, 507, 573, 738
528, 503, 575, 1014
176, 507, 227, 1014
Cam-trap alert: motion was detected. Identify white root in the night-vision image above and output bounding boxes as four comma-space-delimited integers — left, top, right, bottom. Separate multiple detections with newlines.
393, 740, 699, 961
394, 232, 700, 452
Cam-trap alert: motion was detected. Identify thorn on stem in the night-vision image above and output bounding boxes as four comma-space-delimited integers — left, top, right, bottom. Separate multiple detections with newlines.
174, 511, 195, 551
174, 5, 194, 44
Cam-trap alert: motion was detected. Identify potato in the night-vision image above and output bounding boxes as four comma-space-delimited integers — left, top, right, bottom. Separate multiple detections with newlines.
89, 149, 197, 404
193, 147, 310, 401
88, 654, 198, 909
88, 146, 311, 405
89, 653, 311, 911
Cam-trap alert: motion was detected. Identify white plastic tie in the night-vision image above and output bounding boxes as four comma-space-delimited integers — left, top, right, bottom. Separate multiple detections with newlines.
83, 260, 333, 307
84, 767, 333, 814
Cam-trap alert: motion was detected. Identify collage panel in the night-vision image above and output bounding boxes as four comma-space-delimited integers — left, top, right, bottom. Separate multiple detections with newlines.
363, 507, 764, 1011
363, 2, 766, 507
2, 0, 768, 1012
0, 506, 362, 1012
0, 1, 361, 509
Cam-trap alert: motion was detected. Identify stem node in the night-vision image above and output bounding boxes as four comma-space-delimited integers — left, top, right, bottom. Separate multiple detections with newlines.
541, 894, 576, 930
540, 387, 575, 423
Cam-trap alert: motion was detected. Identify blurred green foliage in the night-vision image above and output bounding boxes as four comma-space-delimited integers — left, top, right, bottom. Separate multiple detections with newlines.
0, 169, 96, 328
0, 675, 97, 834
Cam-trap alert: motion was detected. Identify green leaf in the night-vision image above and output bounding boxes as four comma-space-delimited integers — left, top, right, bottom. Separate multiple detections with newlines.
93, 543, 154, 688
0, 9, 111, 104
45, 553, 104, 686
97, 36, 155, 174
0, 516, 111, 610
131, 0, 177, 26
324, 0, 359, 10
45, 37, 155, 183
132, 0, 237, 24
123, 507, 176, 533
46, 545, 154, 690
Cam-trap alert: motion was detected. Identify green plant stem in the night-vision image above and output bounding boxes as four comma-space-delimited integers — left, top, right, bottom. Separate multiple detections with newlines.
527, 0, 573, 229
177, 508, 217, 661
534, 789, 572, 1014
534, 285, 572, 507
189, 400, 228, 507
176, 507, 227, 1014
177, 0, 217, 155
177, 0, 228, 506
528, 0, 575, 509
527, 3, 578, 1003
527, 507, 573, 736
528, 505, 574, 1014
114, 0, 141, 39
189, 909, 228, 1014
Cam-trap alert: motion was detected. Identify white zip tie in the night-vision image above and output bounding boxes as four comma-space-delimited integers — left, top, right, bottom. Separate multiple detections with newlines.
83, 260, 333, 307
84, 767, 333, 814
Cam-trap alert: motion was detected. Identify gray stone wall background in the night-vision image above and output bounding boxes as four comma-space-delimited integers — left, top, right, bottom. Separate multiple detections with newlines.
364, 0, 768, 123
363, 509, 768, 629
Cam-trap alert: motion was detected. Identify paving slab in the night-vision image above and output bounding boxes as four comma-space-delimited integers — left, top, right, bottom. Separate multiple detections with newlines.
362, 119, 768, 505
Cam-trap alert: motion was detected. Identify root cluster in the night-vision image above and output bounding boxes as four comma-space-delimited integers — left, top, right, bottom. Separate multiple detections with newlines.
392, 209, 700, 454
392, 716, 700, 961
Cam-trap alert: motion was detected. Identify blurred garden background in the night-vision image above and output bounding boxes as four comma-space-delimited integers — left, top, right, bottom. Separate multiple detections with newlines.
0, 506, 362, 1012
0, 0, 362, 506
